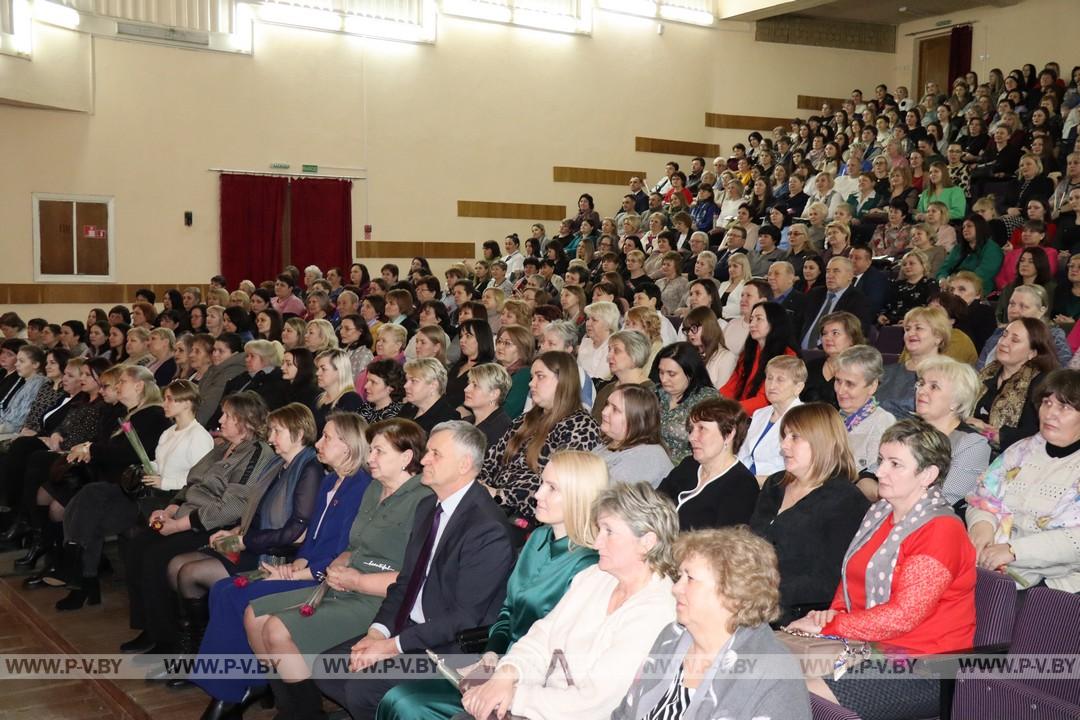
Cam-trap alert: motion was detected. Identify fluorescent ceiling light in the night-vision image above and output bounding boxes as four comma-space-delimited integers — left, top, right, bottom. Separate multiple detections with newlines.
659, 4, 714, 25
442, 0, 512, 23
33, 0, 81, 29
258, 3, 342, 32
597, 0, 657, 19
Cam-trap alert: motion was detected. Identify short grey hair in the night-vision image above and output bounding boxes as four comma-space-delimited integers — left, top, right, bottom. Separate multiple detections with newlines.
337, 290, 359, 307
591, 482, 679, 580
304, 265, 323, 279
542, 320, 579, 352
834, 345, 885, 385
916, 355, 981, 419
697, 250, 717, 269
430, 420, 487, 475
609, 330, 651, 368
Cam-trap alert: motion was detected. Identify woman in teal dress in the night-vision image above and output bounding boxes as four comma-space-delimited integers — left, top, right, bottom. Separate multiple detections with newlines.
239, 418, 433, 718
375, 449, 609, 720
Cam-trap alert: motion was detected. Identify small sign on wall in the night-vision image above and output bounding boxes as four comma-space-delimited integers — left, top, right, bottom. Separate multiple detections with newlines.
83, 225, 107, 239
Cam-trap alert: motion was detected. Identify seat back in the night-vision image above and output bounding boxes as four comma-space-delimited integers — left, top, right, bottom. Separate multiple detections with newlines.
973, 568, 1018, 647
874, 324, 905, 355
1005, 588, 1080, 704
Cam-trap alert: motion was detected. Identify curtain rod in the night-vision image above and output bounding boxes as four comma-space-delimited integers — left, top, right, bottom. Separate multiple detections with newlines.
904, 20, 976, 37
208, 167, 367, 180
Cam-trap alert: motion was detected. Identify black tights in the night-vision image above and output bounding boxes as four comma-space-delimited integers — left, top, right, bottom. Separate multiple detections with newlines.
167, 552, 229, 600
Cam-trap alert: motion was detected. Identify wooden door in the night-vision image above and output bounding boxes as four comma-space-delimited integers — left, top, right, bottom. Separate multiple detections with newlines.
918, 35, 951, 102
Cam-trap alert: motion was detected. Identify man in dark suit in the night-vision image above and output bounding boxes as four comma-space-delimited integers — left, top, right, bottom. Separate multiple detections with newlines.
799, 256, 873, 350
312, 421, 515, 719
767, 260, 806, 340
850, 245, 890, 319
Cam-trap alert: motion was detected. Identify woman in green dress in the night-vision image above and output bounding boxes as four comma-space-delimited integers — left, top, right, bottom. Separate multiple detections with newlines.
244, 418, 433, 717
375, 449, 609, 720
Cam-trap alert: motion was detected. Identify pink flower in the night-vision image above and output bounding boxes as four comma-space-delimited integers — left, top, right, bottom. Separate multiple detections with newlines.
299, 604, 314, 617
513, 518, 529, 529
120, 421, 133, 433
233, 576, 250, 588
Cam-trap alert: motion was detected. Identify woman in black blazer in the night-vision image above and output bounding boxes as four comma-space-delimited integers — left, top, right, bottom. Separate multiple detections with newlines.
748, 403, 869, 625
657, 398, 759, 531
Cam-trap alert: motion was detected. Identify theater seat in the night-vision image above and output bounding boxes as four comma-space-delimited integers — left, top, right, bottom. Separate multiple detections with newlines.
952, 588, 1080, 720
874, 325, 905, 355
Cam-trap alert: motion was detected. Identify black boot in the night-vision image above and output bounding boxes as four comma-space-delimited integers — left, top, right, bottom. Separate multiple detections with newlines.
165, 596, 208, 688
272, 679, 325, 720
0, 513, 31, 545
55, 576, 101, 611
15, 518, 60, 570
120, 630, 156, 654
40, 540, 82, 588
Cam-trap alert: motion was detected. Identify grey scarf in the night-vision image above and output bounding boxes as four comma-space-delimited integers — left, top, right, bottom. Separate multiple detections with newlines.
840, 487, 957, 610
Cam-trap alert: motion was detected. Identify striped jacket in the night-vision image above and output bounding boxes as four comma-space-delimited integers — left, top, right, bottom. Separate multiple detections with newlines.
172, 438, 281, 531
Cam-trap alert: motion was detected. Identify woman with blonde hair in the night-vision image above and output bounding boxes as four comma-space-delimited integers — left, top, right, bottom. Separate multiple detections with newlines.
205, 306, 226, 338
462, 482, 677, 720
749, 402, 868, 624
579, 302, 620, 382
613, 527, 811, 719
281, 317, 307, 351
125, 326, 155, 367
377, 450, 607, 720
876, 305, 950, 417
400, 358, 457, 434
304, 319, 339, 355
481, 287, 506, 334
355, 324, 407, 402
313, 349, 363, 433
147, 328, 178, 386
717, 253, 751, 321
221, 339, 289, 411
412, 325, 450, 367
463, 363, 513, 446
479, 351, 600, 523
624, 307, 664, 370
878, 250, 938, 326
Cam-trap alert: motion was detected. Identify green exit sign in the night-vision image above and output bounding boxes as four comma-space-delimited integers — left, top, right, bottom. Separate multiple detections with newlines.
302, 164, 319, 173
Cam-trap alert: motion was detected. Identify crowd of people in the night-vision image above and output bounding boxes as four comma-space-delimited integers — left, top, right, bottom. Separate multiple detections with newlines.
0, 63, 1078, 720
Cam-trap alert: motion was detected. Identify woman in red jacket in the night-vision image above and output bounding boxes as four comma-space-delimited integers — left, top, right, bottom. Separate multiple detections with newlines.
720, 301, 799, 414
787, 417, 976, 720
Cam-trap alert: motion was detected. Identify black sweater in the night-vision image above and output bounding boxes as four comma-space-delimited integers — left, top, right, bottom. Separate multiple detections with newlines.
657, 457, 759, 532
749, 472, 869, 625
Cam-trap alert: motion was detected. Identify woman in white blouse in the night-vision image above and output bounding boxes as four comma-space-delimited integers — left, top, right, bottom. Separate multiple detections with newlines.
717, 253, 751, 322
578, 302, 620, 382
144, 380, 216, 493
739, 356, 805, 485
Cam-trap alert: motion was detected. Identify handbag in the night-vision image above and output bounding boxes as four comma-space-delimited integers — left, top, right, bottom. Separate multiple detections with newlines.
436, 649, 576, 720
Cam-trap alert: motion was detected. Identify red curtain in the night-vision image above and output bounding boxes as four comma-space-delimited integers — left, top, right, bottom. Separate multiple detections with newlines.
948, 25, 973, 88
289, 178, 353, 276
219, 174, 288, 286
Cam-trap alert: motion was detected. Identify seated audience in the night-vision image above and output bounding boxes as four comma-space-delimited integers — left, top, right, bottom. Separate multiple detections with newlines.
312, 348, 364, 433
721, 301, 799, 414
0, 344, 46, 435
281, 347, 321, 413
196, 333, 247, 426
833, 345, 896, 491
461, 482, 677, 720
594, 385, 673, 488
878, 250, 938, 326
463, 362, 513, 447
399, 358, 458, 434
738, 355, 806, 484
683, 306, 737, 389
788, 418, 975, 720
479, 351, 600, 523
658, 397, 758, 531
750, 402, 868, 624
936, 214, 1005, 295
967, 369, 1080, 591
444, 319, 495, 414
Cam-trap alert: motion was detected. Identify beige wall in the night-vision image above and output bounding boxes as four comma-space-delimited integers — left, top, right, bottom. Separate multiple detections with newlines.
894, 0, 1079, 91
2, 8, 900, 322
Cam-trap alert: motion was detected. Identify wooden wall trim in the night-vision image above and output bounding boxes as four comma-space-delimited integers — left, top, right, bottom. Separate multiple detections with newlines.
355, 241, 475, 259
457, 200, 567, 221
705, 112, 792, 132
0, 283, 210, 305
635, 136, 721, 158
797, 94, 846, 111
552, 166, 647, 185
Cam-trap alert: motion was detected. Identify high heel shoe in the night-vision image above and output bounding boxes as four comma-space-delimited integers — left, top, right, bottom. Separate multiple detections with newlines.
55, 577, 101, 611
14, 537, 50, 569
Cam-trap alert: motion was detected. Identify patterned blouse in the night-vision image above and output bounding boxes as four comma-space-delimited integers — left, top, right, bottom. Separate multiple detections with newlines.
21, 382, 66, 434
657, 384, 719, 465
478, 410, 600, 521
359, 400, 403, 424
880, 276, 938, 324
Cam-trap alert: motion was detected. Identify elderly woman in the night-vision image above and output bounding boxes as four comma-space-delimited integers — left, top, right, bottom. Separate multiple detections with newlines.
357, 358, 405, 424
833, 346, 897, 492
578, 302, 619, 382
788, 418, 975, 720
914, 356, 990, 512
481, 324, 528, 421
978, 285, 1072, 370
463, 363, 513, 447
750, 403, 868, 624
658, 397, 758, 532
655, 343, 719, 465
594, 386, 673, 488
968, 317, 1059, 452
193, 413, 378, 715
398, 358, 457, 434
800, 311, 862, 409
462, 482, 677, 720
220, 339, 289, 413
613, 527, 812, 720
967, 369, 1080, 591
683, 306, 737, 389
738, 356, 806, 484
377, 450, 606, 720
119, 391, 281, 657
876, 306, 949, 417
479, 352, 600, 523
590, 330, 655, 425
